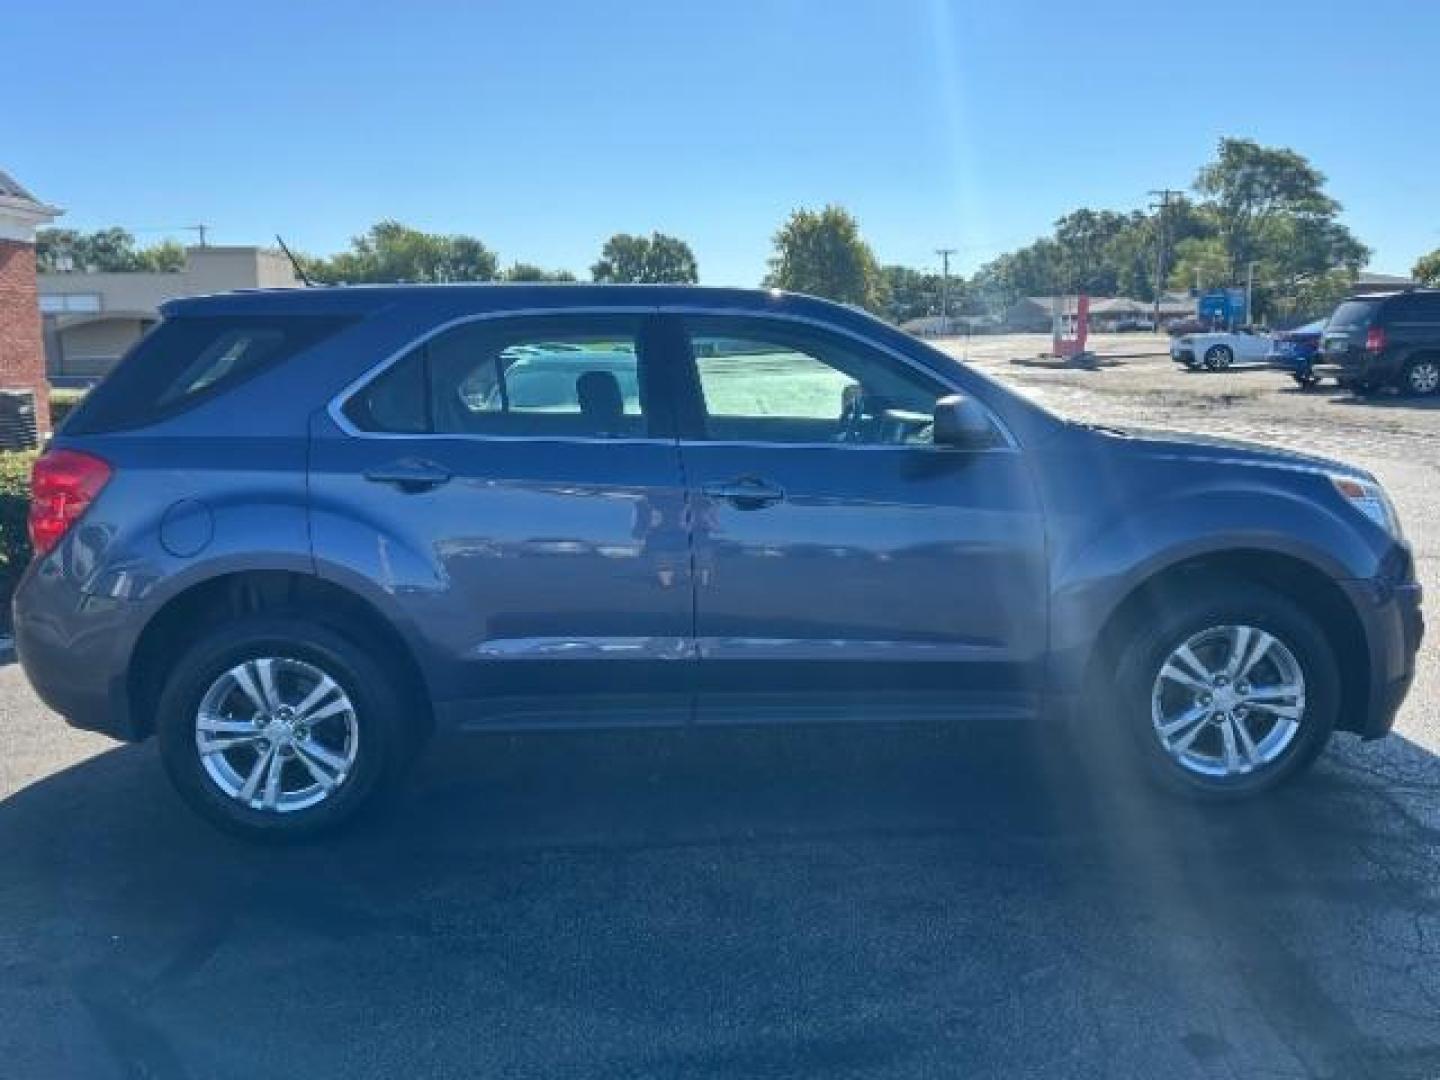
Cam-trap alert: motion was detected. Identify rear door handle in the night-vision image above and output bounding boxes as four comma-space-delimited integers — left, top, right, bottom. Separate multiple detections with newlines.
702, 477, 786, 509
363, 458, 453, 492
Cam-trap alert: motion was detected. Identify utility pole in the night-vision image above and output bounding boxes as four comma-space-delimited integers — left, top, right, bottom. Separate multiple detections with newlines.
188, 224, 210, 248
936, 248, 957, 335
1245, 260, 1257, 327
1148, 189, 1183, 328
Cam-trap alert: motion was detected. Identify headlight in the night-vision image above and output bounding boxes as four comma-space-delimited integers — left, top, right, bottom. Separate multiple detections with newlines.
1331, 475, 1401, 536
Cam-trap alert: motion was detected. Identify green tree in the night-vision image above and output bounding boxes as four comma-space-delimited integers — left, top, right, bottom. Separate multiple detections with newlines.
136, 239, 185, 272
503, 262, 577, 282
1414, 249, 1440, 287
311, 220, 499, 283
971, 238, 1065, 312
1168, 235, 1230, 293
1051, 209, 1137, 295
879, 265, 972, 324
763, 205, 885, 312
590, 232, 698, 283
880, 265, 938, 323
36, 227, 185, 272
1194, 138, 1365, 284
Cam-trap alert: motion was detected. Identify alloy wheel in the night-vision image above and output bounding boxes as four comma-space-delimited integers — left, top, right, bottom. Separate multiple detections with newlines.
1407, 360, 1440, 395
195, 657, 359, 813
1150, 624, 1305, 780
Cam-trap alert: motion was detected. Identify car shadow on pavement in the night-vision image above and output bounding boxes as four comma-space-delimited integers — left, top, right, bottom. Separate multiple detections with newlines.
1, 722, 1437, 1079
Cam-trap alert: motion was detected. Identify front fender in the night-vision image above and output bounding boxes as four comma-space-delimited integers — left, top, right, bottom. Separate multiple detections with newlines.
1046, 483, 1380, 691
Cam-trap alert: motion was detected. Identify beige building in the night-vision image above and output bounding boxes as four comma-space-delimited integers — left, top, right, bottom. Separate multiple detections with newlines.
39, 245, 300, 379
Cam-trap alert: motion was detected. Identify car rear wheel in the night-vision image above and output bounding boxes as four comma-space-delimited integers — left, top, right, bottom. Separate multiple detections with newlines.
1203, 345, 1233, 371
156, 617, 411, 840
1404, 357, 1440, 397
1110, 582, 1338, 799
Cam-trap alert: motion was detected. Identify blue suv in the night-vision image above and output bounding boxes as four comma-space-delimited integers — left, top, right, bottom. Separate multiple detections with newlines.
13, 286, 1423, 839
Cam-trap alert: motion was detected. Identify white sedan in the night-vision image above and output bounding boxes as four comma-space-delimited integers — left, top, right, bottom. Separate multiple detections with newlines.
1170, 328, 1273, 370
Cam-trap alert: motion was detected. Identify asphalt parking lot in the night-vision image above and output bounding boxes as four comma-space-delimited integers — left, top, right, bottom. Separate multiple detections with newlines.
1, 335, 1437, 1079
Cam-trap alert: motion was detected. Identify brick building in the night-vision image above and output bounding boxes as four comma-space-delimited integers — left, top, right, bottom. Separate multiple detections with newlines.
0, 168, 61, 434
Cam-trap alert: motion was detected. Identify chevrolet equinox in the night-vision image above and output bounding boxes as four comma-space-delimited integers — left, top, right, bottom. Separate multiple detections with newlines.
12, 286, 1424, 839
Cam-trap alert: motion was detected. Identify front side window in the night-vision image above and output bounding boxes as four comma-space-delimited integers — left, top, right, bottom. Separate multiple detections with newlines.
683, 317, 957, 446
344, 316, 651, 438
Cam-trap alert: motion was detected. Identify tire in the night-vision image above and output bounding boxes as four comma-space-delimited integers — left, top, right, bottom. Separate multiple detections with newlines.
156, 616, 413, 841
1107, 581, 1339, 800
1292, 372, 1320, 390
1403, 356, 1440, 397
1203, 345, 1233, 371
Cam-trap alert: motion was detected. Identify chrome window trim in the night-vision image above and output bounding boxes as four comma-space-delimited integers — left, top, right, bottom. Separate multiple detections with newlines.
326, 304, 1018, 451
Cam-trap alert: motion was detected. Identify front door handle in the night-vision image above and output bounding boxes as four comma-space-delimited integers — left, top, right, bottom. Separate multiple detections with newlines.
702, 477, 786, 510
364, 458, 453, 492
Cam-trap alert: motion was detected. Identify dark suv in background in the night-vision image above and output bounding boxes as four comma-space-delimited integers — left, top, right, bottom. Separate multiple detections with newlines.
1317, 288, 1440, 395
12, 286, 1424, 839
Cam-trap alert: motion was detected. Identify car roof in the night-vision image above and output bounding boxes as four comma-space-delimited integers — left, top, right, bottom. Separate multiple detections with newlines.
160, 283, 863, 324
1344, 289, 1440, 303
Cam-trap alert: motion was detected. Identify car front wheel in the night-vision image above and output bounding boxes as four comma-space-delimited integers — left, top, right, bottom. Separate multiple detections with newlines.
156, 617, 410, 840
1112, 583, 1338, 799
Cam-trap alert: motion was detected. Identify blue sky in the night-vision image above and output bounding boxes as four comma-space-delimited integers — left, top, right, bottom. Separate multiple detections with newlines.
7, 0, 1439, 284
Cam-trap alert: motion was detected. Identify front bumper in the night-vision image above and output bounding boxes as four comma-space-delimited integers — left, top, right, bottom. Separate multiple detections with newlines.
1339, 570, 1423, 740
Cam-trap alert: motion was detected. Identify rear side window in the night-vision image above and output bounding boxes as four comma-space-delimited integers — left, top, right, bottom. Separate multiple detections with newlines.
64, 315, 351, 434
342, 315, 653, 438
1327, 301, 1379, 330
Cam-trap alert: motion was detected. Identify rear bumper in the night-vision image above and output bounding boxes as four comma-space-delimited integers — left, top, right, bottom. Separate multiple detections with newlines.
11, 559, 145, 742
1314, 353, 1399, 385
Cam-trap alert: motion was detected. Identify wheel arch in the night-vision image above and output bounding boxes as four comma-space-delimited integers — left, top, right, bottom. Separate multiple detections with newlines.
127, 569, 434, 741
1082, 549, 1370, 734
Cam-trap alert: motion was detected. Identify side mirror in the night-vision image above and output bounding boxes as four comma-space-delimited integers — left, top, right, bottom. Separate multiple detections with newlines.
933, 394, 996, 448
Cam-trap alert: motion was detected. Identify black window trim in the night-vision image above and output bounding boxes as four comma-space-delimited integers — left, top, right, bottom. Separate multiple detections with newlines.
328, 305, 1016, 450
662, 311, 1015, 452
333, 309, 673, 443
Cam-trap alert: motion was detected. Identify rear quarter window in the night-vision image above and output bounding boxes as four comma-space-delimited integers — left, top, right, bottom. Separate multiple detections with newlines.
63, 315, 351, 434
1327, 300, 1378, 330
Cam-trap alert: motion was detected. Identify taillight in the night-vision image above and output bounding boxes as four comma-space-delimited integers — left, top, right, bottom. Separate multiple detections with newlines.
1365, 324, 1387, 352
28, 449, 111, 557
